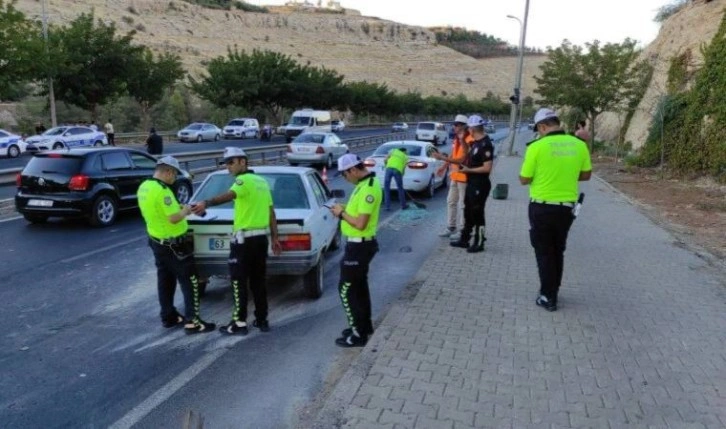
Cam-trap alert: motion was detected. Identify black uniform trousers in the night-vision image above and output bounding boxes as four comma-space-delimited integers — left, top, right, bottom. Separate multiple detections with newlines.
461, 178, 491, 241
338, 240, 379, 336
528, 203, 575, 302
228, 235, 269, 323
149, 239, 201, 323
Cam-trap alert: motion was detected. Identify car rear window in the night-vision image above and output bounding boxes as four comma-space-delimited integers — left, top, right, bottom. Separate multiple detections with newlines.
373, 145, 422, 157
294, 134, 325, 144
193, 173, 310, 210
417, 123, 435, 130
23, 155, 84, 176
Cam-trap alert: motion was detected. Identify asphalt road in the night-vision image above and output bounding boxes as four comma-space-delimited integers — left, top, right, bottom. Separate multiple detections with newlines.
0, 127, 522, 428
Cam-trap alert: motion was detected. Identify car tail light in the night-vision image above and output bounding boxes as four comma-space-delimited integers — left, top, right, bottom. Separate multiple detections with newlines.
16, 173, 21, 187
363, 159, 376, 167
48, 153, 62, 158
69, 174, 90, 191
407, 161, 428, 169
286, 145, 292, 153
278, 233, 311, 251
315, 146, 325, 154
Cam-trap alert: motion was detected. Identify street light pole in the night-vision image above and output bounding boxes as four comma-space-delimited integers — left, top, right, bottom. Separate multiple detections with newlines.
41, 0, 57, 127
504, 0, 531, 156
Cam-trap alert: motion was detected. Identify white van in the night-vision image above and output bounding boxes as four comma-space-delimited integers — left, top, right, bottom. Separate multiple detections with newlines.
223, 118, 260, 139
285, 109, 332, 142
415, 121, 448, 146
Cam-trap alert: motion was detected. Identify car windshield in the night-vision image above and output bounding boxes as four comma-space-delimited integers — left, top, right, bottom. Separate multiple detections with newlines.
43, 127, 67, 136
417, 123, 435, 130
186, 124, 203, 130
294, 134, 325, 144
290, 116, 311, 126
194, 173, 310, 210
373, 144, 422, 157
227, 120, 245, 126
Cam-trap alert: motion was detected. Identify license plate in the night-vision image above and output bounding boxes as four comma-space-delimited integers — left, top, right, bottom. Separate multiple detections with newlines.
297, 147, 312, 153
28, 199, 53, 207
208, 238, 230, 251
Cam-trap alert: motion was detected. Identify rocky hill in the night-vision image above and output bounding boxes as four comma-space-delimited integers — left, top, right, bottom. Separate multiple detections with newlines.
13, 0, 546, 101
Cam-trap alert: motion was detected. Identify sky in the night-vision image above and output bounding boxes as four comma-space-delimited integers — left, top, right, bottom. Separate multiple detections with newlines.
248, 0, 667, 49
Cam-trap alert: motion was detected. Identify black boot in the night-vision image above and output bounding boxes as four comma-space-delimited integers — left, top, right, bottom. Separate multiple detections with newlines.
467, 226, 486, 253
450, 230, 470, 248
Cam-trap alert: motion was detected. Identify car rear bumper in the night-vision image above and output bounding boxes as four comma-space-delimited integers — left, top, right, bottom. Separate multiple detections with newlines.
286, 153, 327, 164
15, 193, 93, 217
194, 253, 318, 278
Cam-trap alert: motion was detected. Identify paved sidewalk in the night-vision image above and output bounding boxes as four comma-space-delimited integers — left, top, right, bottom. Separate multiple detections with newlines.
314, 155, 726, 429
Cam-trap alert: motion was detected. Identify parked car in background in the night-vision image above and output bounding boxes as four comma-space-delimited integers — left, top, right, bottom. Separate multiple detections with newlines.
284, 109, 332, 142
15, 148, 193, 227
392, 122, 409, 132
25, 126, 108, 152
177, 123, 221, 142
415, 121, 448, 146
0, 129, 26, 158
331, 120, 345, 132
286, 132, 349, 169
187, 166, 344, 298
363, 140, 448, 198
276, 123, 288, 135
222, 118, 259, 139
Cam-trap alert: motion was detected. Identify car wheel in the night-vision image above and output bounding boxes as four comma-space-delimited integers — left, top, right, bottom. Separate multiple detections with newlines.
53, 142, 64, 150
328, 225, 341, 251
425, 176, 435, 199
7, 145, 20, 158
326, 155, 334, 169
303, 257, 324, 299
196, 135, 202, 143
93, 140, 103, 147
89, 194, 118, 227
175, 181, 192, 204
214, 134, 220, 141
23, 214, 48, 224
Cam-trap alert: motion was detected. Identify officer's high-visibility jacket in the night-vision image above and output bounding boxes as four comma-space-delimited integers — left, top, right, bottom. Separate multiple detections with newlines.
449, 133, 475, 183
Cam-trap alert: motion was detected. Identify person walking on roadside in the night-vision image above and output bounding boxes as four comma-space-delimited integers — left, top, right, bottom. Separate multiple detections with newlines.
450, 115, 494, 253
105, 119, 115, 146
520, 108, 592, 312
432, 114, 473, 240
191, 147, 282, 335
383, 147, 408, 211
146, 127, 163, 155
137, 156, 216, 334
329, 154, 382, 348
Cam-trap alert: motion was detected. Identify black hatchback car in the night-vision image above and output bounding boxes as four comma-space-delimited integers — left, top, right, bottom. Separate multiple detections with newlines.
15, 148, 194, 227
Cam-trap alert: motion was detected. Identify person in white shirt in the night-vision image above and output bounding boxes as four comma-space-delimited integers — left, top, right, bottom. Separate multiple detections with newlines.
104, 119, 115, 146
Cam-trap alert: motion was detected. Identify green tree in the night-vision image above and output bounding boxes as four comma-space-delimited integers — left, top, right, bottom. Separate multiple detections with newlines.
48, 12, 144, 120
0, 0, 44, 100
127, 49, 185, 130
534, 39, 650, 150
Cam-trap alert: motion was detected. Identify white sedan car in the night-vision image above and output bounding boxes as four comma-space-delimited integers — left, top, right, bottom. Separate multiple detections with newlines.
364, 140, 448, 198
0, 129, 26, 158
392, 122, 409, 132
177, 123, 222, 142
286, 132, 349, 169
25, 126, 108, 152
331, 120, 345, 132
187, 166, 344, 299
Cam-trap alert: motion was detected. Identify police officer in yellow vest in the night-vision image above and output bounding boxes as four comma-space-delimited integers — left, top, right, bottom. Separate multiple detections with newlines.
138, 156, 216, 334
329, 154, 382, 347
191, 147, 282, 335
520, 108, 592, 312
383, 147, 408, 211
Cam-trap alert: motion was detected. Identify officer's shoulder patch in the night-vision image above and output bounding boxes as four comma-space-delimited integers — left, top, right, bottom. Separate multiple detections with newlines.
485, 151, 491, 158
365, 195, 375, 204
235, 178, 244, 186
163, 196, 172, 206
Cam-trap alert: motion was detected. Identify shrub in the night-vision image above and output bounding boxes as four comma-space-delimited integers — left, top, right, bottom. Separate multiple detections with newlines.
653, 0, 689, 23
233, 1, 268, 12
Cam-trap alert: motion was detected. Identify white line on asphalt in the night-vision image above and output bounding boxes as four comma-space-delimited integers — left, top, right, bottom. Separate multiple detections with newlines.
60, 236, 146, 264
0, 215, 22, 223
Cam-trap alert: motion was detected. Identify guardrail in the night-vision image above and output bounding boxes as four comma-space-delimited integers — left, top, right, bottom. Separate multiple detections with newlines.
0, 132, 410, 186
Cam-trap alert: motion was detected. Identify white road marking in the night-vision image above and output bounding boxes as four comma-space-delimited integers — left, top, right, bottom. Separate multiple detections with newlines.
0, 215, 22, 223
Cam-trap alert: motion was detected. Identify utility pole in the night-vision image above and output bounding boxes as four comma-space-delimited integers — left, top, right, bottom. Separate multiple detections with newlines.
504, 0, 530, 156
41, 0, 57, 127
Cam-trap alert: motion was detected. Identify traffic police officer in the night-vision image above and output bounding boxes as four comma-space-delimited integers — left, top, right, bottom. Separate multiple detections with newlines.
520, 108, 592, 311
450, 115, 494, 253
191, 147, 282, 334
383, 147, 408, 211
329, 154, 382, 348
138, 156, 215, 334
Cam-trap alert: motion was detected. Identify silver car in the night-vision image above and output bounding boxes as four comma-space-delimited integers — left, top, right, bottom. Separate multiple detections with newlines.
177, 123, 221, 143
286, 132, 349, 169
187, 166, 344, 299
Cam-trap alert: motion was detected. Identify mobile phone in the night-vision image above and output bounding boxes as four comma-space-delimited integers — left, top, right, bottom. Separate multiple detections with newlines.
323, 203, 333, 209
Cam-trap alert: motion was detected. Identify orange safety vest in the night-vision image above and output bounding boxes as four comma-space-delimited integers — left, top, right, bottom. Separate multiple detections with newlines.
449, 133, 474, 183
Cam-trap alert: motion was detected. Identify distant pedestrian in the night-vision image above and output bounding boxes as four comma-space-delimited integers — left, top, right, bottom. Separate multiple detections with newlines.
432, 114, 473, 240
105, 119, 115, 146
574, 120, 590, 142
450, 115, 494, 253
146, 128, 163, 155
520, 108, 592, 312
35, 122, 46, 135
383, 147, 408, 211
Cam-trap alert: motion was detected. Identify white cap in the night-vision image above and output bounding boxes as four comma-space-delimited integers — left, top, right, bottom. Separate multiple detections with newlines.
467, 115, 486, 127
156, 156, 182, 173
337, 153, 362, 172
223, 147, 247, 160
533, 108, 558, 127
453, 114, 469, 125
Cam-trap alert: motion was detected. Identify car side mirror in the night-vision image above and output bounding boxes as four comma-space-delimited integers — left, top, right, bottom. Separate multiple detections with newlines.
331, 189, 345, 198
